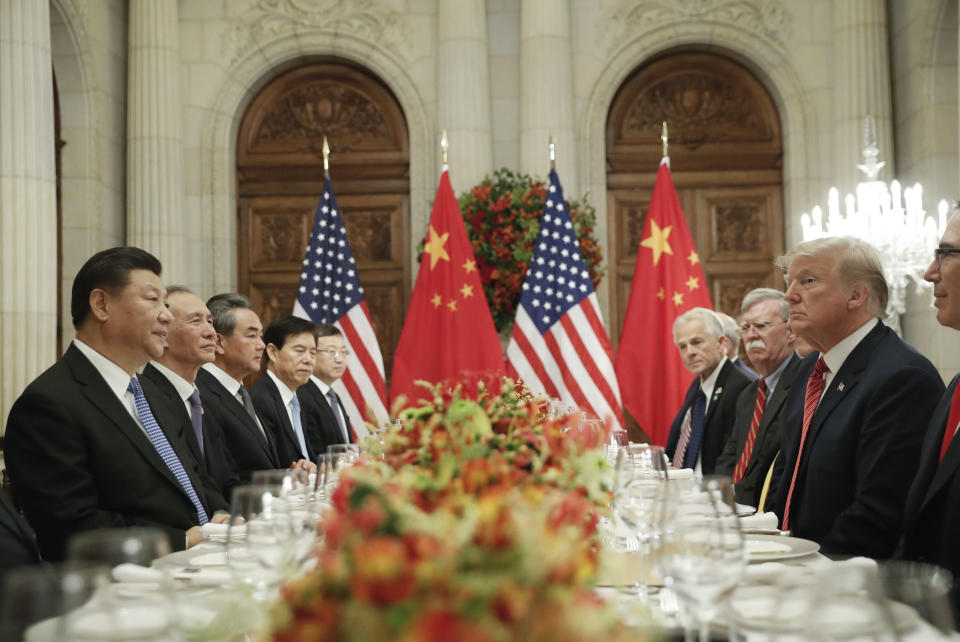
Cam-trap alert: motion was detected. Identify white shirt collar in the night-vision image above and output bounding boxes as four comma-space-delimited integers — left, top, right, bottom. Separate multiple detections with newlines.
266, 369, 295, 406
73, 339, 137, 403
202, 362, 243, 396
699, 356, 728, 411
150, 361, 196, 403
821, 318, 878, 381
311, 375, 331, 396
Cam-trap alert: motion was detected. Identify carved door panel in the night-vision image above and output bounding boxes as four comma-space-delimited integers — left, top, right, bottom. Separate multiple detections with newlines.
237, 62, 409, 382
606, 52, 785, 343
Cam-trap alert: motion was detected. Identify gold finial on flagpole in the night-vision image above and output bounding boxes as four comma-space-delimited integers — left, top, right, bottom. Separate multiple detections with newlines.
549, 133, 556, 171
441, 129, 448, 167
322, 136, 330, 177
661, 121, 669, 158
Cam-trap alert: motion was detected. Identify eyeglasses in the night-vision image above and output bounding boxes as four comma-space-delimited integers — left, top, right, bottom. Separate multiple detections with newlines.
738, 320, 784, 334
317, 348, 351, 358
935, 248, 960, 270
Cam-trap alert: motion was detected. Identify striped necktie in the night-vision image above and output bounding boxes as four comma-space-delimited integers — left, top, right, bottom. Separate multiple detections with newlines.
782, 357, 828, 530
127, 377, 208, 525
733, 379, 768, 483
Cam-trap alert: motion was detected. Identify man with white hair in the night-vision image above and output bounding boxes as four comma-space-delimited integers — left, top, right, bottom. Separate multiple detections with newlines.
665, 307, 753, 474
771, 237, 942, 558
716, 289, 800, 507
716, 311, 758, 379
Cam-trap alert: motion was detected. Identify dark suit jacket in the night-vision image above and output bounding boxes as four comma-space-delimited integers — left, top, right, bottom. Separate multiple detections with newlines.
4, 345, 228, 561
665, 360, 752, 475
770, 322, 943, 558
195, 368, 280, 482
141, 364, 240, 500
0, 490, 41, 586
249, 374, 316, 466
900, 374, 960, 587
715, 354, 802, 507
297, 380, 353, 456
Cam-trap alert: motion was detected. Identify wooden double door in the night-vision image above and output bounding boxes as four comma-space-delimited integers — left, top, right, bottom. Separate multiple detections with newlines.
236, 62, 410, 378
606, 52, 786, 345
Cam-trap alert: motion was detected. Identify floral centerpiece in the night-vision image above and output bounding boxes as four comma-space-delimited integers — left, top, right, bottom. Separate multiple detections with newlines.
270, 378, 637, 642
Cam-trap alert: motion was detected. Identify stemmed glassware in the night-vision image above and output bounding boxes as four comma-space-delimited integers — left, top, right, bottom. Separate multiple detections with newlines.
658, 475, 746, 642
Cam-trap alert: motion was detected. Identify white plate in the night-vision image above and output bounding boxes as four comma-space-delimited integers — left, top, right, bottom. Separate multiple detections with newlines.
745, 534, 819, 562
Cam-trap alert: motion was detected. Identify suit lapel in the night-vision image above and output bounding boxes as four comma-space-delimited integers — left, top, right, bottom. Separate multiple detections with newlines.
200, 370, 275, 460
745, 355, 800, 475
920, 378, 960, 512
703, 361, 732, 428
64, 348, 184, 493
142, 365, 204, 467
264, 376, 300, 455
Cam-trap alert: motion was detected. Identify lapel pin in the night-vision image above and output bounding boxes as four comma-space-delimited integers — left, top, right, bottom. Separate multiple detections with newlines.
838, 383, 845, 392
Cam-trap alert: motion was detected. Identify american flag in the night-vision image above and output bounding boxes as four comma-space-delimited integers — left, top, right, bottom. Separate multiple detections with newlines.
293, 177, 390, 437
506, 170, 625, 428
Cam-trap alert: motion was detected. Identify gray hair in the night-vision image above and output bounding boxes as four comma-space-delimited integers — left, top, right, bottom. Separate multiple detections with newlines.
673, 307, 724, 344
165, 285, 194, 297
715, 312, 741, 352
206, 293, 256, 335
741, 288, 789, 320
776, 236, 888, 318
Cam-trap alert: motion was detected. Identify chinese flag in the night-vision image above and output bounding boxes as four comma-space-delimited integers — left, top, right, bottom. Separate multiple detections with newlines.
615, 159, 713, 446
390, 170, 504, 406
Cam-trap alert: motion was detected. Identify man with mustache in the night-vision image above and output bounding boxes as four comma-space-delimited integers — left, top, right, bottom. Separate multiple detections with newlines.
5, 248, 228, 560
715, 289, 801, 507
142, 286, 240, 499
665, 307, 752, 474
900, 208, 960, 601
771, 237, 942, 557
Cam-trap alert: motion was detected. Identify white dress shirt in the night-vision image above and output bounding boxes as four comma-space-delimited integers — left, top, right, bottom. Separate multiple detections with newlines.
73, 339, 148, 436
150, 361, 197, 419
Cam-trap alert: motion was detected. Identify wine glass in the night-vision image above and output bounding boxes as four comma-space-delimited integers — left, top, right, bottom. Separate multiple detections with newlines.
226, 485, 298, 602
328, 443, 359, 465
659, 475, 746, 642
67, 527, 173, 567
872, 561, 955, 636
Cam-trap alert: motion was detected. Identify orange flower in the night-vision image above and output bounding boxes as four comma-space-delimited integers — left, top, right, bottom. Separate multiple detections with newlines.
349, 536, 415, 605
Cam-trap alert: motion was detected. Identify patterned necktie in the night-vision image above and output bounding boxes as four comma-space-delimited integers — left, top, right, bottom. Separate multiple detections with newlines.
289, 395, 310, 460
188, 389, 204, 456
327, 389, 349, 443
782, 357, 829, 530
672, 390, 705, 468
939, 382, 960, 462
127, 377, 208, 525
733, 379, 768, 483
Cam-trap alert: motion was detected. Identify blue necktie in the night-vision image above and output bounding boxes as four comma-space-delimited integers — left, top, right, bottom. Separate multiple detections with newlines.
289, 395, 310, 460
327, 389, 349, 443
188, 389, 204, 455
127, 377, 209, 525
683, 390, 708, 469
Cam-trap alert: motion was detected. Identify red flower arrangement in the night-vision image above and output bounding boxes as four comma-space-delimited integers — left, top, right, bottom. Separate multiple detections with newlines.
270, 379, 638, 642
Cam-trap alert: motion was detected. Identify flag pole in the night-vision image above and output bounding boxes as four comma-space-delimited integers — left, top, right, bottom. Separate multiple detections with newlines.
660, 121, 670, 168
549, 133, 556, 171
441, 129, 448, 171
322, 135, 330, 179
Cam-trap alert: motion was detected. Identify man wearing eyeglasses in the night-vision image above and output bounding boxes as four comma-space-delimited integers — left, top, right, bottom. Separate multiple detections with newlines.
900, 210, 960, 593
715, 289, 800, 508
298, 324, 355, 455
770, 237, 942, 558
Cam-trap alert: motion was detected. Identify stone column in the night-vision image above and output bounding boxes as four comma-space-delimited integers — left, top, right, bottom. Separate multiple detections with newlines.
832, 0, 895, 196
127, 0, 184, 282
520, 0, 577, 194
0, 0, 58, 432
437, 0, 493, 195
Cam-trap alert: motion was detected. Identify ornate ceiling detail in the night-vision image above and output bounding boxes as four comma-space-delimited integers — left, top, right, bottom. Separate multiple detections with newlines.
254, 82, 393, 152
222, 0, 409, 65
607, 0, 792, 53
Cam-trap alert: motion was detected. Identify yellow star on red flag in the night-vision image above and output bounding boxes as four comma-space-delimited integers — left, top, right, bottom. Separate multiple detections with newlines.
687, 250, 700, 266
462, 259, 476, 273
686, 276, 700, 290
672, 291, 684, 306
656, 287, 665, 301
460, 284, 474, 299
423, 225, 450, 269
447, 299, 458, 312
431, 293, 442, 308
640, 220, 674, 266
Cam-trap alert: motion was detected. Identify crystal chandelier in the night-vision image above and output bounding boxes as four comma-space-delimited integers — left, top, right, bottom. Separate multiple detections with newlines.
799, 116, 949, 334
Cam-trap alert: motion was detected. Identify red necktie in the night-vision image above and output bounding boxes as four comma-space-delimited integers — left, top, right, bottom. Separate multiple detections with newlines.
782, 357, 828, 531
733, 379, 767, 483
938, 384, 960, 463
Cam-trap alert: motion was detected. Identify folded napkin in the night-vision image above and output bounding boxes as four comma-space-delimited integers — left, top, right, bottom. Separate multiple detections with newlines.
201, 522, 229, 537
112, 563, 165, 583
740, 511, 779, 532
666, 468, 694, 480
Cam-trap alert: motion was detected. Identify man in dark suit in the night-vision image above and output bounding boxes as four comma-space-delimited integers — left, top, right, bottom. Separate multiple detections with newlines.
900, 209, 960, 595
770, 237, 942, 558
5, 247, 229, 560
197, 293, 280, 482
716, 289, 800, 507
298, 324, 355, 455
142, 286, 240, 500
665, 308, 752, 475
250, 316, 319, 466
0, 490, 41, 587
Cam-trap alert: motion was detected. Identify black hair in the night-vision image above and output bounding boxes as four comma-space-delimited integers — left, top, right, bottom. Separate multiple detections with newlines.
70, 247, 162, 329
